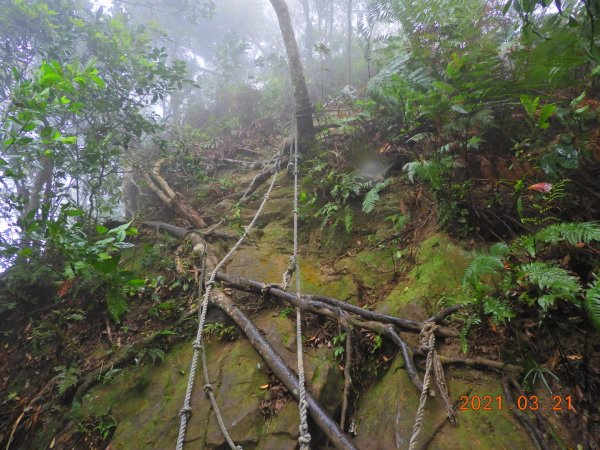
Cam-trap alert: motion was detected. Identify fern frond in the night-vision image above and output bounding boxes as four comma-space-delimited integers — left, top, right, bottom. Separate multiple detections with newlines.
535, 222, 600, 246
107, 290, 128, 323
462, 254, 504, 292
343, 205, 353, 234
362, 179, 391, 213
585, 277, 600, 330
489, 242, 509, 257
519, 262, 581, 309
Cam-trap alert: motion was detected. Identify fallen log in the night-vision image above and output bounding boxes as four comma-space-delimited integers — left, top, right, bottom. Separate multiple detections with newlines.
211, 290, 358, 450
214, 271, 457, 338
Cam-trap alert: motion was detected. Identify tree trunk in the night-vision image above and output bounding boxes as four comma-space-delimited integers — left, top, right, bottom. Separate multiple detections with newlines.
298, 0, 314, 69
346, 0, 352, 85
269, 0, 314, 140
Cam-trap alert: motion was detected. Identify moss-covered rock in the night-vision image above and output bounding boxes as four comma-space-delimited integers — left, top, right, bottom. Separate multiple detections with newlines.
354, 356, 533, 450
79, 312, 342, 449
377, 233, 472, 320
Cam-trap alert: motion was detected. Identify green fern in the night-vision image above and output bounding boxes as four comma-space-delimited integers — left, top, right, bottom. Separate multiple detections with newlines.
585, 277, 600, 330
362, 179, 391, 213
107, 289, 128, 323
459, 315, 481, 353
343, 205, 353, 234
514, 222, 600, 257
535, 222, 600, 246
403, 157, 454, 190
518, 262, 581, 310
462, 254, 504, 293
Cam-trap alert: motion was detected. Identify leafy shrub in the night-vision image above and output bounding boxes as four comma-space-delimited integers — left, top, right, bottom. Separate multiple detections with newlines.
462, 222, 600, 332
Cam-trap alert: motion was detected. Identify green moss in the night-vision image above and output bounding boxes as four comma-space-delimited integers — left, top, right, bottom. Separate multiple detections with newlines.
336, 247, 395, 290
355, 357, 533, 450
300, 258, 356, 301
378, 233, 472, 318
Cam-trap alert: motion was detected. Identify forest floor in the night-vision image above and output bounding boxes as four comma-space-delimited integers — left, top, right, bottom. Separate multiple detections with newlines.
1, 123, 599, 449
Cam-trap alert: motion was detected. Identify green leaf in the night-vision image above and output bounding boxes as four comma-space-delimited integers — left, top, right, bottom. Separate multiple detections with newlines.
502, 0, 513, 15
60, 136, 77, 144
537, 103, 556, 129
18, 248, 33, 257
90, 74, 106, 89
41, 73, 62, 84
451, 104, 469, 114
95, 225, 109, 234
64, 208, 84, 217
126, 279, 146, 288
22, 122, 37, 132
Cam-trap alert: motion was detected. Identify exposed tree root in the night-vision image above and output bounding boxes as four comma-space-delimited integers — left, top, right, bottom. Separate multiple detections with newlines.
339, 320, 353, 432
426, 305, 464, 323
214, 271, 457, 338
414, 351, 524, 374
143, 158, 207, 228
501, 376, 551, 450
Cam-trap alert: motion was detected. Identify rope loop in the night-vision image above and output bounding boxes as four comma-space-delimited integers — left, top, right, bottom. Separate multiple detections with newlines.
179, 406, 192, 418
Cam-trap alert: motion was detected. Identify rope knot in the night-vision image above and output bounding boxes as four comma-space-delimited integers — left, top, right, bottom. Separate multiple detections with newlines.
298, 429, 312, 445
192, 339, 203, 351
203, 383, 214, 394
419, 321, 437, 351
179, 406, 192, 418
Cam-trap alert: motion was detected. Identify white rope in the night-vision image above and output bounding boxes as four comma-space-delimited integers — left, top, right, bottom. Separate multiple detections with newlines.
408, 322, 436, 450
176, 160, 280, 450
408, 322, 456, 450
292, 136, 311, 449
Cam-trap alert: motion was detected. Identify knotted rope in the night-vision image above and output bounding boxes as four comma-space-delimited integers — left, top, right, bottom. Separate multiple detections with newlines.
408, 322, 456, 450
176, 158, 280, 450
291, 136, 311, 449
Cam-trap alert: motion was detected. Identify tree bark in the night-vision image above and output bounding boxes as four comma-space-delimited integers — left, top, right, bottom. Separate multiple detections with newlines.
346, 0, 352, 85
269, 0, 314, 140
211, 290, 358, 450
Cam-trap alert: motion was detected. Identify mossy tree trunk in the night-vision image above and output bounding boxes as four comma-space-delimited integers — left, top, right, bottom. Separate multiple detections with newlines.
269, 0, 314, 141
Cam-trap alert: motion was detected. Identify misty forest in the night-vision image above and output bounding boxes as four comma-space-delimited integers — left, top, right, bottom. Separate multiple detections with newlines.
1, 0, 600, 448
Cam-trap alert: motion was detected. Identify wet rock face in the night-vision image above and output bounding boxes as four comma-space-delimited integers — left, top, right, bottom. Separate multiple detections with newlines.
80, 312, 342, 449
353, 355, 533, 450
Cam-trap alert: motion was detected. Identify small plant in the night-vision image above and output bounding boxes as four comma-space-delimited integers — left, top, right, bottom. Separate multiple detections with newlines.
332, 332, 346, 358
98, 368, 123, 384
279, 306, 294, 319
204, 322, 239, 341
137, 348, 165, 365
54, 366, 81, 395
362, 179, 392, 213
372, 334, 383, 352
522, 358, 559, 394
461, 221, 600, 349
586, 277, 600, 330
95, 414, 117, 440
